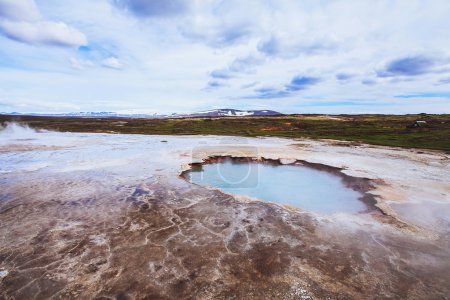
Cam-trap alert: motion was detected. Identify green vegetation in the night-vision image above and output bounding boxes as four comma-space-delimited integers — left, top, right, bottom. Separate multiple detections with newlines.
1, 114, 449, 152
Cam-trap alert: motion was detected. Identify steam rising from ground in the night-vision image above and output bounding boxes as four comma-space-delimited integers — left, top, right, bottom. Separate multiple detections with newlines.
0, 122, 43, 140
0, 122, 79, 153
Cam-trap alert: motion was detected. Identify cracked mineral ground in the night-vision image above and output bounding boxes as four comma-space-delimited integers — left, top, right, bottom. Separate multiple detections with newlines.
1, 123, 449, 299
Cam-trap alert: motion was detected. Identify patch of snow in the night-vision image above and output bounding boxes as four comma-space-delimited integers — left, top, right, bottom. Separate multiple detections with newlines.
235, 111, 254, 116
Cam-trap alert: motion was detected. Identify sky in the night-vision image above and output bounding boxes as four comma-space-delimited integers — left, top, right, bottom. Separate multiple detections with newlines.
0, 0, 450, 114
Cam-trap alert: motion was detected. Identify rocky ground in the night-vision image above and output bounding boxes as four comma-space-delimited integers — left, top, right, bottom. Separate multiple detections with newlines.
0, 124, 449, 299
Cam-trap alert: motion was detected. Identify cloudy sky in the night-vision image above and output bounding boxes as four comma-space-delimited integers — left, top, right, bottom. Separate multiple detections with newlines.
1, 0, 450, 114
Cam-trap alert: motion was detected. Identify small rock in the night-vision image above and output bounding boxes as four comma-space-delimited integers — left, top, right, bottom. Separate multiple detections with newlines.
86, 264, 98, 273
171, 217, 181, 224
96, 259, 108, 265
139, 203, 150, 212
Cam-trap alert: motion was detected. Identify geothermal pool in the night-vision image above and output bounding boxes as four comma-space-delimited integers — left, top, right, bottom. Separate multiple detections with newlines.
185, 159, 367, 214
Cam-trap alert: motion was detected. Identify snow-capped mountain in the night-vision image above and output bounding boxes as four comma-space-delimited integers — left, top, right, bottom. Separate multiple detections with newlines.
176, 109, 283, 118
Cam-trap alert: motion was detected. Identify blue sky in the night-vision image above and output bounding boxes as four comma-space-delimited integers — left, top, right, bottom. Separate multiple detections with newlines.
0, 0, 450, 114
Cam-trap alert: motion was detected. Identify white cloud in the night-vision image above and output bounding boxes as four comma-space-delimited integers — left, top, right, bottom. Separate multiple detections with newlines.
70, 57, 95, 70
113, 0, 190, 18
101, 57, 124, 69
0, 0, 87, 47
178, 0, 267, 48
0, 0, 39, 21
1, 20, 87, 47
257, 34, 339, 58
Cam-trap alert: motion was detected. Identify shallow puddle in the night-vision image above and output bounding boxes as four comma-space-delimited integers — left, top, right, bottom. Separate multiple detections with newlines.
185, 158, 368, 214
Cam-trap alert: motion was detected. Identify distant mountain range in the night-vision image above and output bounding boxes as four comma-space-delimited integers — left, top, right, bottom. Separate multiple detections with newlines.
1, 109, 283, 118
175, 109, 283, 118
2, 111, 159, 118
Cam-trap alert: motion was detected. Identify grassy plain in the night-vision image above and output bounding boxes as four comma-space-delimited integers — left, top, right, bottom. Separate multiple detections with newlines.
1, 114, 449, 152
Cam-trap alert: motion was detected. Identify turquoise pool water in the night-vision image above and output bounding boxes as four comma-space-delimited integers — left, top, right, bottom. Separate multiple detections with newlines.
186, 159, 367, 214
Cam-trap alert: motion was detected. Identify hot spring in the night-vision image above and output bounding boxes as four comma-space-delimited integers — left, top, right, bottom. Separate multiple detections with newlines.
184, 158, 371, 214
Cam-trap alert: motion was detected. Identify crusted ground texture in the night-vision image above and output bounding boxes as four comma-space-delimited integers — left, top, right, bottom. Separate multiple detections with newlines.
0, 125, 449, 299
